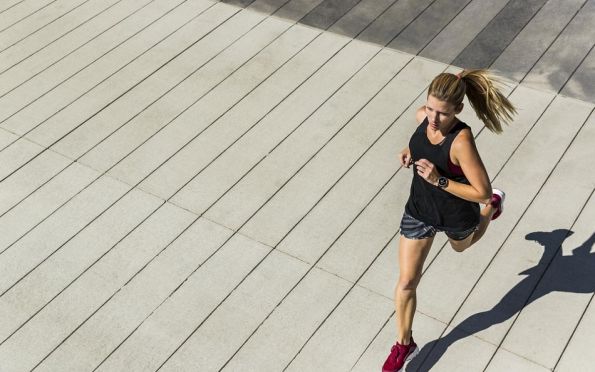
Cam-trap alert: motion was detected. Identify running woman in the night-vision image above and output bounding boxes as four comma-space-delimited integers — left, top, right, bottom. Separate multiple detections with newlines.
382, 69, 516, 372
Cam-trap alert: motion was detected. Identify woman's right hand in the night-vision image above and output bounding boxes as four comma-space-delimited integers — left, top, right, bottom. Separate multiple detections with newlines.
399, 148, 412, 168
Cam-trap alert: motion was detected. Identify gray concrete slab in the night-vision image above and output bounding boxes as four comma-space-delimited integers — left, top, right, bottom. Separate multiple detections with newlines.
358, 0, 433, 46
561, 44, 595, 102
106, 13, 294, 186
0, 189, 162, 367
440, 111, 595, 368
0, 0, 152, 92
237, 57, 443, 247
286, 286, 393, 371
522, 0, 595, 94
387, 0, 471, 55
1, 1, 594, 370
0, 172, 128, 294
328, 0, 395, 39
0, 149, 69, 215
352, 312, 446, 372
31, 202, 196, 372
203, 45, 408, 237
299, 0, 360, 31
158, 249, 309, 371
556, 270, 595, 371
0, 0, 184, 130
486, 348, 551, 372
137, 23, 322, 199
452, 0, 549, 69
0, 162, 97, 251
0, 0, 55, 32
419, 0, 509, 64
491, 0, 587, 82
168, 34, 357, 215
222, 267, 352, 371
0, 0, 89, 54
94, 233, 268, 371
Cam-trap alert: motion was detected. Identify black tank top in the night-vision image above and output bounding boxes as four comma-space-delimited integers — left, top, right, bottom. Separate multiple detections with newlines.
405, 118, 480, 231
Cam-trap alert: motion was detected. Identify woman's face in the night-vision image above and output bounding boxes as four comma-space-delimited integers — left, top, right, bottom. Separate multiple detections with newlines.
425, 94, 462, 132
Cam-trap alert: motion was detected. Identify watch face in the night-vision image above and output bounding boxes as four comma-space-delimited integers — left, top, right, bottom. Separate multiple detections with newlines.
438, 177, 448, 188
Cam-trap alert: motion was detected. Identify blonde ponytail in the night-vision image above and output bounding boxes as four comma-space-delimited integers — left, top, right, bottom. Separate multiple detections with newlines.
428, 69, 516, 133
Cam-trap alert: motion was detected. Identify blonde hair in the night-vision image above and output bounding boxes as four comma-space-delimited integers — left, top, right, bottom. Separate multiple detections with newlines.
428, 69, 516, 133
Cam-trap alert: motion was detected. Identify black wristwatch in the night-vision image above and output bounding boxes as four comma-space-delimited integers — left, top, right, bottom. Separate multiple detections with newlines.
437, 176, 449, 189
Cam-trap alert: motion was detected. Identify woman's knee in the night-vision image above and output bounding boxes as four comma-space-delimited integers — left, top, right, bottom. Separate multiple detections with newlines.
397, 275, 421, 291
450, 241, 469, 252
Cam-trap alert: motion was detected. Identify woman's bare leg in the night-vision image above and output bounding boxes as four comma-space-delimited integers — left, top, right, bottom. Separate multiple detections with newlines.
449, 202, 495, 252
396, 235, 434, 344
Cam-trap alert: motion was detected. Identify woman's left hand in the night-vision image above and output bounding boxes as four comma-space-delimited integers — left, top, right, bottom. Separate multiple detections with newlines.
415, 159, 441, 186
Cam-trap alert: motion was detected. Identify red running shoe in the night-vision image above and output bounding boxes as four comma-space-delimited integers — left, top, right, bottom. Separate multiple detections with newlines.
382, 338, 419, 372
490, 189, 505, 220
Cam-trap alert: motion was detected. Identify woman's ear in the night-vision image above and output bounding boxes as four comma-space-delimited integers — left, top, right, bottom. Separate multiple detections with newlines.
456, 102, 464, 114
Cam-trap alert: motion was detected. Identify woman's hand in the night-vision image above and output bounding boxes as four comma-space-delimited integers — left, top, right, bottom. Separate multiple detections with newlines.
415, 159, 441, 186
399, 148, 412, 168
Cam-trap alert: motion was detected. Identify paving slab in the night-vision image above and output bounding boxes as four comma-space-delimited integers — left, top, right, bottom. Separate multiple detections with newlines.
556, 284, 595, 371
491, 0, 587, 82
299, 0, 360, 31
202, 45, 408, 234
0, 0, 55, 32
0, 0, 151, 93
0, 1, 28, 15
42, 217, 232, 371
0, 189, 162, 360
286, 286, 393, 371
274, 0, 326, 22
499, 182, 595, 367
277, 93, 422, 268
1, 0, 594, 370
0, 149, 73, 217
561, 44, 595, 103
357, 0, 433, 47
236, 57, 444, 247
0, 0, 184, 129
387, 0, 471, 55
453, 0, 550, 69
421, 110, 595, 370
168, 34, 361, 214
414, 325, 498, 371
0, 0, 88, 52
75, 2, 258, 172
94, 233, 268, 371
0, 0, 121, 63
26, 0, 212, 147
0, 128, 16, 152
351, 311, 446, 372
55, 1, 262, 161
0, 174, 129, 294
486, 348, 551, 372
522, 0, 595, 95
158, 249, 309, 371
80, 25, 321, 180
0, 161, 97, 252
328, 0, 395, 39
419, 0, 509, 63
106, 13, 297, 186
26, 202, 196, 372
136, 23, 322, 199
222, 267, 352, 371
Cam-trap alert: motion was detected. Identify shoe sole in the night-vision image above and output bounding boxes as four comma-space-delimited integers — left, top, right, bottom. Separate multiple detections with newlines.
396, 346, 419, 372
491, 189, 505, 220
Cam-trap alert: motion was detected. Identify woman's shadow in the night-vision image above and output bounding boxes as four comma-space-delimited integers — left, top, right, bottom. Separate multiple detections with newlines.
407, 229, 595, 371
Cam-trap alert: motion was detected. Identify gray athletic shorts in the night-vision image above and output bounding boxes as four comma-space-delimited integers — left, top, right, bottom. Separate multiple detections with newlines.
399, 212, 478, 241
